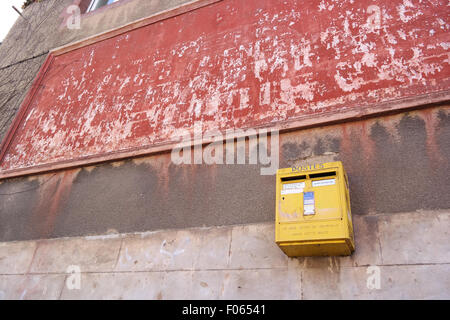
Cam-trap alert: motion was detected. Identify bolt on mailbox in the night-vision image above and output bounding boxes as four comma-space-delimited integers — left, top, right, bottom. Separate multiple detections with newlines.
275, 161, 355, 257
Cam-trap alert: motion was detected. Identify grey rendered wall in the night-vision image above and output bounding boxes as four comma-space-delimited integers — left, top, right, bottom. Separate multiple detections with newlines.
0, 106, 449, 242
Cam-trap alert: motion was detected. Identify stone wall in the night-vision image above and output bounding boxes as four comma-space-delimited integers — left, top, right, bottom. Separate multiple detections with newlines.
0, 210, 448, 299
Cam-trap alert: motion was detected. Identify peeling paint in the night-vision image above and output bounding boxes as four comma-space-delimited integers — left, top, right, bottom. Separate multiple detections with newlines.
0, 0, 449, 172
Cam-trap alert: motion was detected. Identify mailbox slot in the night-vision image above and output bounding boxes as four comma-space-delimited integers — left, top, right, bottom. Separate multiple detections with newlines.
309, 171, 336, 179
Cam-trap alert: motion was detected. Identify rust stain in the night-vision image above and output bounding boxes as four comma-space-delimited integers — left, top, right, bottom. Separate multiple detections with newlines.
359, 121, 376, 211
156, 153, 171, 201
421, 108, 444, 165
360, 121, 375, 163
33, 169, 79, 238
339, 124, 352, 160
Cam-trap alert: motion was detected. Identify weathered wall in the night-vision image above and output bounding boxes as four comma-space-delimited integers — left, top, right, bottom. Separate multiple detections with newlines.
0, 55, 48, 155
0, 0, 196, 143
0, 106, 449, 242
1, 0, 449, 174
0, 1, 448, 242
0, 0, 449, 301
0, 211, 449, 300
0, 0, 197, 67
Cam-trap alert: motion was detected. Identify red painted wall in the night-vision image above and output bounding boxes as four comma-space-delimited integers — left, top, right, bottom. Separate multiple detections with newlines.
1, 0, 449, 173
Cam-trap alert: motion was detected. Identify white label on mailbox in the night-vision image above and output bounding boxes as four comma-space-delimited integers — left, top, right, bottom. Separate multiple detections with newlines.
283, 182, 305, 190
312, 179, 336, 187
281, 182, 305, 195
281, 189, 304, 195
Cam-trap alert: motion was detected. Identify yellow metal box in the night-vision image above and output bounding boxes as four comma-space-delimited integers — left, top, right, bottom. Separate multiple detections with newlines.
275, 161, 355, 257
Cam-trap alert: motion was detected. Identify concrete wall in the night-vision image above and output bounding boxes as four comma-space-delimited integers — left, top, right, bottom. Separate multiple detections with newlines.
0, 210, 448, 299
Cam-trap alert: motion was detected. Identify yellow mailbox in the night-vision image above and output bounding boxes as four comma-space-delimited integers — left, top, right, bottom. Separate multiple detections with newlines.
275, 161, 355, 257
